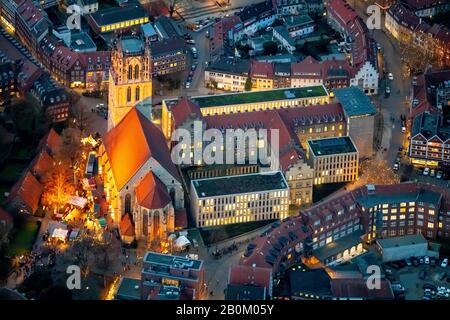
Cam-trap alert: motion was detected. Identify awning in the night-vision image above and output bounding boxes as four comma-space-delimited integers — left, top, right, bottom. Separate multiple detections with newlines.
68, 196, 88, 208
69, 229, 79, 240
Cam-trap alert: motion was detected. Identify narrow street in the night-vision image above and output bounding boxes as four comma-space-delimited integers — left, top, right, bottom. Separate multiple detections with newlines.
352, 1, 412, 166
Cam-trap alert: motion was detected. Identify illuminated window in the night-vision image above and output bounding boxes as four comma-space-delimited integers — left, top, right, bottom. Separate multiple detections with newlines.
134, 65, 139, 80
127, 87, 131, 102
135, 86, 140, 101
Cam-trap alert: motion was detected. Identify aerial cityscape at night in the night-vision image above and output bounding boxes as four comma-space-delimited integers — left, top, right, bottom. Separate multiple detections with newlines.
0, 0, 450, 307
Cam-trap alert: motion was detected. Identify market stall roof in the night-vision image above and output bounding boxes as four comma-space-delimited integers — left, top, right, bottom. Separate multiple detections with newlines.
174, 235, 191, 249
52, 228, 68, 239
98, 218, 106, 227
68, 196, 88, 208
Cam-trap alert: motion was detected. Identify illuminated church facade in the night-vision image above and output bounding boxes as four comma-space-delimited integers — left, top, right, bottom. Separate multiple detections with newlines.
99, 108, 184, 245
108, 36, 152, 130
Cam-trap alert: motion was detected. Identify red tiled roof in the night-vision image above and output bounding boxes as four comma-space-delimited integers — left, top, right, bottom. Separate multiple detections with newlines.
119, 213, 135, 237
135, 171, 171, 210
171, 98, 202, 128
103, 108, 181, 191
291, 56, 321, 78
30, 150, 54, 179
52, 45, 81, 71
250, 61, 274, 79
175, 208, 187, 229
7, 171, 43, 213
327, 0, 358, 27
228, 265, 272, 289
38, 128, 62, 155
17, 0, 45, 29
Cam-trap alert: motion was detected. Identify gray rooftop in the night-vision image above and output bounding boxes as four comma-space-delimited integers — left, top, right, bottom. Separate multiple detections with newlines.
308, 136, 357, 156
206, 57, 250, 75
313, 231, 364, 262
357, 189, 442, 208
141, 23, 157, 38
377, 234, 427, 249
70, 32, 97, 52
192, 171, 288, 198
144, 252, 203, 270
334, 86, 377, 117
411, 111, 443, 139
285, 14, 314, 27
273, 26, 296, 47
225, 284, 266, 300
90, 4, 148, 27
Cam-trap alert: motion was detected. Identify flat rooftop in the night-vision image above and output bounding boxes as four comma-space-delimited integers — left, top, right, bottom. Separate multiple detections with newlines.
377, 234, 427, 249
308, 136, 357, 156
70, 32, 96, 52
144, 252, 203, 270
121, 37, 144, 54
115, 277, 141, 300
357, 189, 442, 208
192, 171, 288, 198
90, 4, 148, 27
191, 85, 328, 108
334, 86, 377, 117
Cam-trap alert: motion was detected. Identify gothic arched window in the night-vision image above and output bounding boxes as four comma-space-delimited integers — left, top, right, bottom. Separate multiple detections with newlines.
128, 65, 132, 80
127, 87, 131, 102
124, 193, 132, 214
134, 65, 139, 80
135, 86, 140, 101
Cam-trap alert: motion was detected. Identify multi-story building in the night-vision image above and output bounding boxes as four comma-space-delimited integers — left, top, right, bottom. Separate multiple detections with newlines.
190, 171, 290, 228
0, 59, 19, 108
284, 14, 315, 37
0, 29, 70, 122
326, 0, 379, 94
401, 0, 450, 17
334, 87, 377, 159
306, 136, 359, 185
205, 57, 250, 91
385, 2, 421, 44
15, 0, 50, 56
250, 61, 274, 90
140, 252, 205, 300
87, 3, 149, 34
108, 36, 152, 130
273, 62, 291, 88
237, 1, 276, 36
272, 26, 297, 54
0, 0, 22, 32
239, 182, 450, 272
162, 85, 330, 138
150, 38, 186, 76
77, 0, 98, 15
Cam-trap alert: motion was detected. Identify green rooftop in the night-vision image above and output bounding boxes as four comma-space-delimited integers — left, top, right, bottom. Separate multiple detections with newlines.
334, 86, 377, 117
191, 85, 328, 108
308, 136, 357, 157
114, 278, 141, 300
192, 171, 288, 198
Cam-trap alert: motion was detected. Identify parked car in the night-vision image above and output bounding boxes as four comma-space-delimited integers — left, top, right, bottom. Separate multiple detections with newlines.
265, 26, 273, 32
388, 73, 394, 80
441, 258, 449, 268
430, 169, 436, 177
186, 39, 196, 45
420, 257, 424, 264
406, 259, 412, 266
439, 272, 447, 281
423, 283, 437, 291
437, 171, 443, 179
393, 163, 399, 171
425, 256, 430, 264
417, 168, 423, 175
385, 86, 391, 95
402, 126, 406, 133
423, 167, 430, 176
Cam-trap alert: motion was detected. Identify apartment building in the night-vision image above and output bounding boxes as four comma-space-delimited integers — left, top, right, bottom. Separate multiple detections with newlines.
140, 252, 205, 300
205, 57, 250, 91
150, 38, 187, 76
306, 136, 359, 185
190, 171, 290, 228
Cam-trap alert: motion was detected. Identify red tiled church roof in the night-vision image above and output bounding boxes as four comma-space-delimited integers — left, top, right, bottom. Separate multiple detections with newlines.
135, 171, 171, 210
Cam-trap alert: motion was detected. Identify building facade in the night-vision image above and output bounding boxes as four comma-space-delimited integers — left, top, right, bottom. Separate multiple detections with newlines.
306, 136, 359, 185
190, 171, 290, 227
108, 36, 152, 130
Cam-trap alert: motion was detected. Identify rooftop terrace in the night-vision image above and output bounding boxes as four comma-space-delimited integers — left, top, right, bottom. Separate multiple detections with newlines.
192, 171, 288, 198
308, 136, 357, 156
143, 252, 203, 270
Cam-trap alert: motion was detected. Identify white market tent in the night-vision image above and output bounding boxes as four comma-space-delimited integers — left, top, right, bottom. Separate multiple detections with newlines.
69, 229, 80, 241
51, 228, 68, 240
68, 196, 88, 208
173, 236, 191, 250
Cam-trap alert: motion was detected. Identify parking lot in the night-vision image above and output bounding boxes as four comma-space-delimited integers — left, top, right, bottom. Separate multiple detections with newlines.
384, 257, 450, 300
